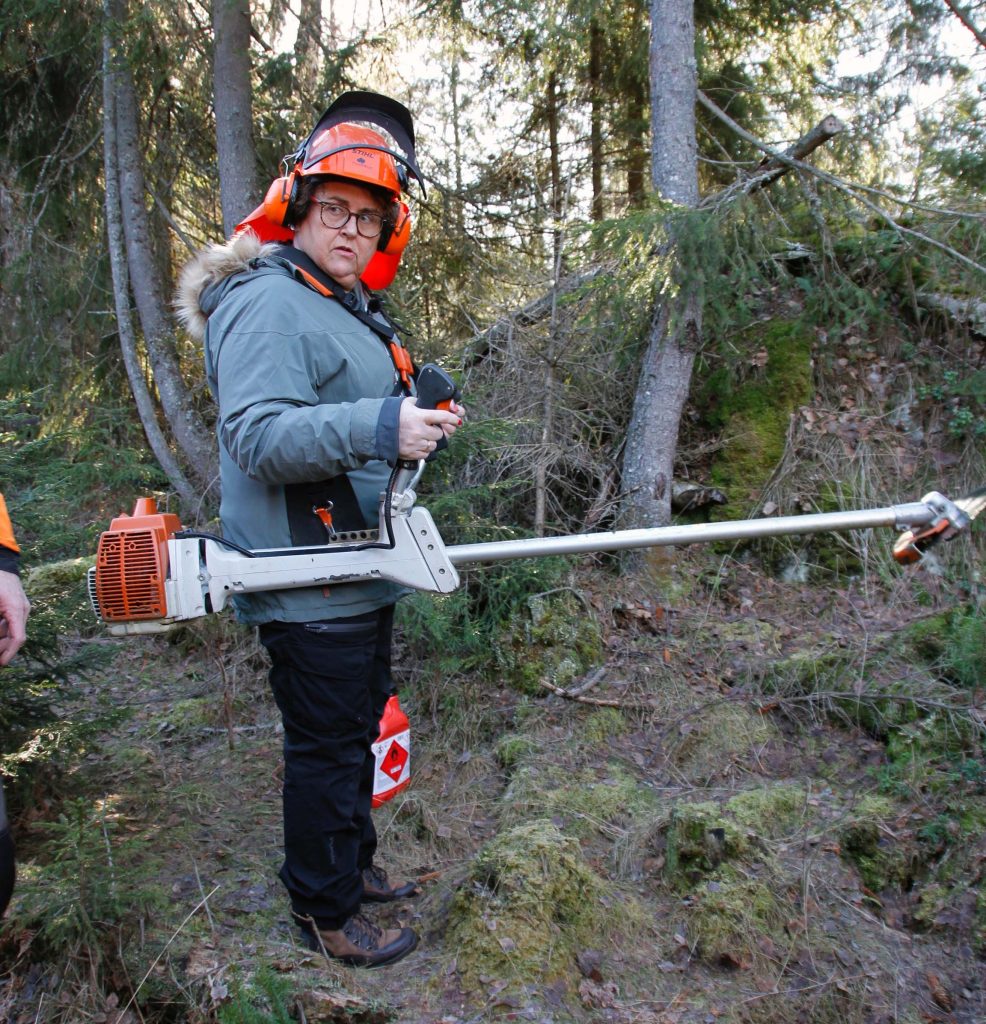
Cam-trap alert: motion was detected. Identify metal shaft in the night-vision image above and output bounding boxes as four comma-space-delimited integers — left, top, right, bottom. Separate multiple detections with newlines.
447, 502, 937, 566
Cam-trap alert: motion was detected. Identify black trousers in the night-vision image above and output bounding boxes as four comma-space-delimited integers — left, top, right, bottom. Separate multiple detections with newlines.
259, 605, 395, 929
0, 779, 13, 918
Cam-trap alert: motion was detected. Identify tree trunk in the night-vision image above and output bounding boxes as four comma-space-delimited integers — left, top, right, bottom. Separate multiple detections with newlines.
589, 21, 604, 222
648, 0, 698, 207
102, 12, 198, 511
292, 0, 322, 106
213, 0, 259, 235
620, 0, 701, 529
942, 0, 986, 48
625, 78, 648, 209
450, 57, 466, 236
535, 72, 565, 537
107, 0, 217, 491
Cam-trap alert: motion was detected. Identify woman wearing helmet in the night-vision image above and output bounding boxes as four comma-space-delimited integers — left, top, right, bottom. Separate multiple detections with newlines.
177, 93, 462, 968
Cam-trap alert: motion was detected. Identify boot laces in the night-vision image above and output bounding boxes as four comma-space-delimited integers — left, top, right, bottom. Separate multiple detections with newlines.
342, 912, 384, 951
362, 864, 389, 889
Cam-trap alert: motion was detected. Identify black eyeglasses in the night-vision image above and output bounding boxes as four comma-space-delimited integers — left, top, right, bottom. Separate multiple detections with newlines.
314, 200, 387, 238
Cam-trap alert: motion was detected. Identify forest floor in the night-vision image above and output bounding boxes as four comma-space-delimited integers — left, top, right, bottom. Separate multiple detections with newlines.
1, 544, 984, 1024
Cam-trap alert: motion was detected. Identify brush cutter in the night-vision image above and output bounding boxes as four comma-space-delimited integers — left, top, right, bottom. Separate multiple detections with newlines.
87, 365, 981, 630
87, 475, 980, 637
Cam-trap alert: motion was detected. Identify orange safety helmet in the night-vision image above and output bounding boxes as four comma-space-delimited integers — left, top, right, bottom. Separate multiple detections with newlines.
237, 91, 425, 289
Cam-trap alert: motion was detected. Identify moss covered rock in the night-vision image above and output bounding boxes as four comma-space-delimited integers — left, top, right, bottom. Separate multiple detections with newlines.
501, 763, 658, 838
496, 590, 604, 695
24, 555, 94, 595
839, 795, 914, 891
665, 800, 750, 879
687, 866, 789, 966
447, 821, 617, 991
725, 783, 807, 838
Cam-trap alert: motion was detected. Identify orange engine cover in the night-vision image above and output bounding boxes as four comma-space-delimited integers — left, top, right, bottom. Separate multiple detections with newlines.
95, 498, 182, 622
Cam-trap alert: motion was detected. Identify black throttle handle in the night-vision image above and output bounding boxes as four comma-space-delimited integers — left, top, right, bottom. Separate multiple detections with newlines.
413, 363, 461, 460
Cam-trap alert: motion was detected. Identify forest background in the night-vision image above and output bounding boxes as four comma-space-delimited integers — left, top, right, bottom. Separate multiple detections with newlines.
0, 0, 984, 1021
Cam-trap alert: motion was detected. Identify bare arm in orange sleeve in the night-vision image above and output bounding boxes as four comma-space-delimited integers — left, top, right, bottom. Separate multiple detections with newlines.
0, 493, 29, 667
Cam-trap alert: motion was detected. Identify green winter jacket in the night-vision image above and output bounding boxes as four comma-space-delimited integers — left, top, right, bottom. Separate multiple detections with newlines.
178, 233, 408, 624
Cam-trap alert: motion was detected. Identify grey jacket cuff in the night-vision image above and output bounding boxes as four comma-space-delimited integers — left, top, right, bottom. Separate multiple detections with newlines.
375, 396, 403, 464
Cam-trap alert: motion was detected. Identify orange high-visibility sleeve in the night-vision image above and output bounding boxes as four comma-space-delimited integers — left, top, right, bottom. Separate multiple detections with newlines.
0, 493, 20, 553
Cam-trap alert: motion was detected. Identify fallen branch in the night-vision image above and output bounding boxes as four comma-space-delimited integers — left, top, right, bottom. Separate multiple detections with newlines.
538, 675, 636, 707
697, 90, 986, 276
539, 663, 647, 707
465, 111, 844, 355
942, 0, 986, 49
701, 110, 846, 207
917, 291, 986, 331
464, 91, 982, 363
465, 265, 609, 365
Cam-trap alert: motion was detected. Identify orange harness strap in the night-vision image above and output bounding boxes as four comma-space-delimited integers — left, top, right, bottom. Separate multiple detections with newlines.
0, 493, 20, 553
296, 268, 416, 391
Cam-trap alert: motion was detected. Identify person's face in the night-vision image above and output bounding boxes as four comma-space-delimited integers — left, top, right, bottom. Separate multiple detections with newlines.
293, 180, 386, 290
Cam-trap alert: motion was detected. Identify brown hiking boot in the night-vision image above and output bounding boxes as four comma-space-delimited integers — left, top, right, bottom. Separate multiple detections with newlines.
301, 912, 418, 968
361, 864, 420, 904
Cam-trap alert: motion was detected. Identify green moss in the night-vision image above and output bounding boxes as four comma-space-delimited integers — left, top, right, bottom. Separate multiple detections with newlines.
796, 487, 865, 577
496, 590, 604, 695
672, 700, 775, 780
447, 821, 621, 992
501, 764, 657, 838
760, 644, 931, 738
911, 805, 986, 955
550, 769, 657, 835
665, 788, 809, 885
901, 612, 953, 662
725, 784, 807, 838
494, 732, 538, 771
687, 865, 788, 965
24, 555, 94, 594
715, 618, 783, 656
579, 707, 628, 745
760, 646, 854, 696
885, 710, 983, 778
665, 801, 750, 879
914, 879, 986, 956
708, 320, 814, 514
839, 795, 917, 891
151, 696, 216, 731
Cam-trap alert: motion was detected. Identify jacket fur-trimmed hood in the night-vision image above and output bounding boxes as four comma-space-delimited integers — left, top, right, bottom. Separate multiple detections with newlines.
175, 230, 279, 342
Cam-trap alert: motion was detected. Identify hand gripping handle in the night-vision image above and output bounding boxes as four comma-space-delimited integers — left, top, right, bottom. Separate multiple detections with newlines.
414, 363, 461, 459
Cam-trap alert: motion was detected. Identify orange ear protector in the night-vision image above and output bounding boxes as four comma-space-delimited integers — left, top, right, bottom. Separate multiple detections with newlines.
262, 171, 300, 229
380, 201, 411, 255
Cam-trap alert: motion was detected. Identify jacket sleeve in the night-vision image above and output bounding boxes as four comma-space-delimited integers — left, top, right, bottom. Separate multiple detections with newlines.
0, 493, 20, 576
209, 317, 403, 485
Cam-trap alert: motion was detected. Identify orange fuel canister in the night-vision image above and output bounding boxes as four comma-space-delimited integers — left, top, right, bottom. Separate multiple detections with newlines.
371, 695, 411, 808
